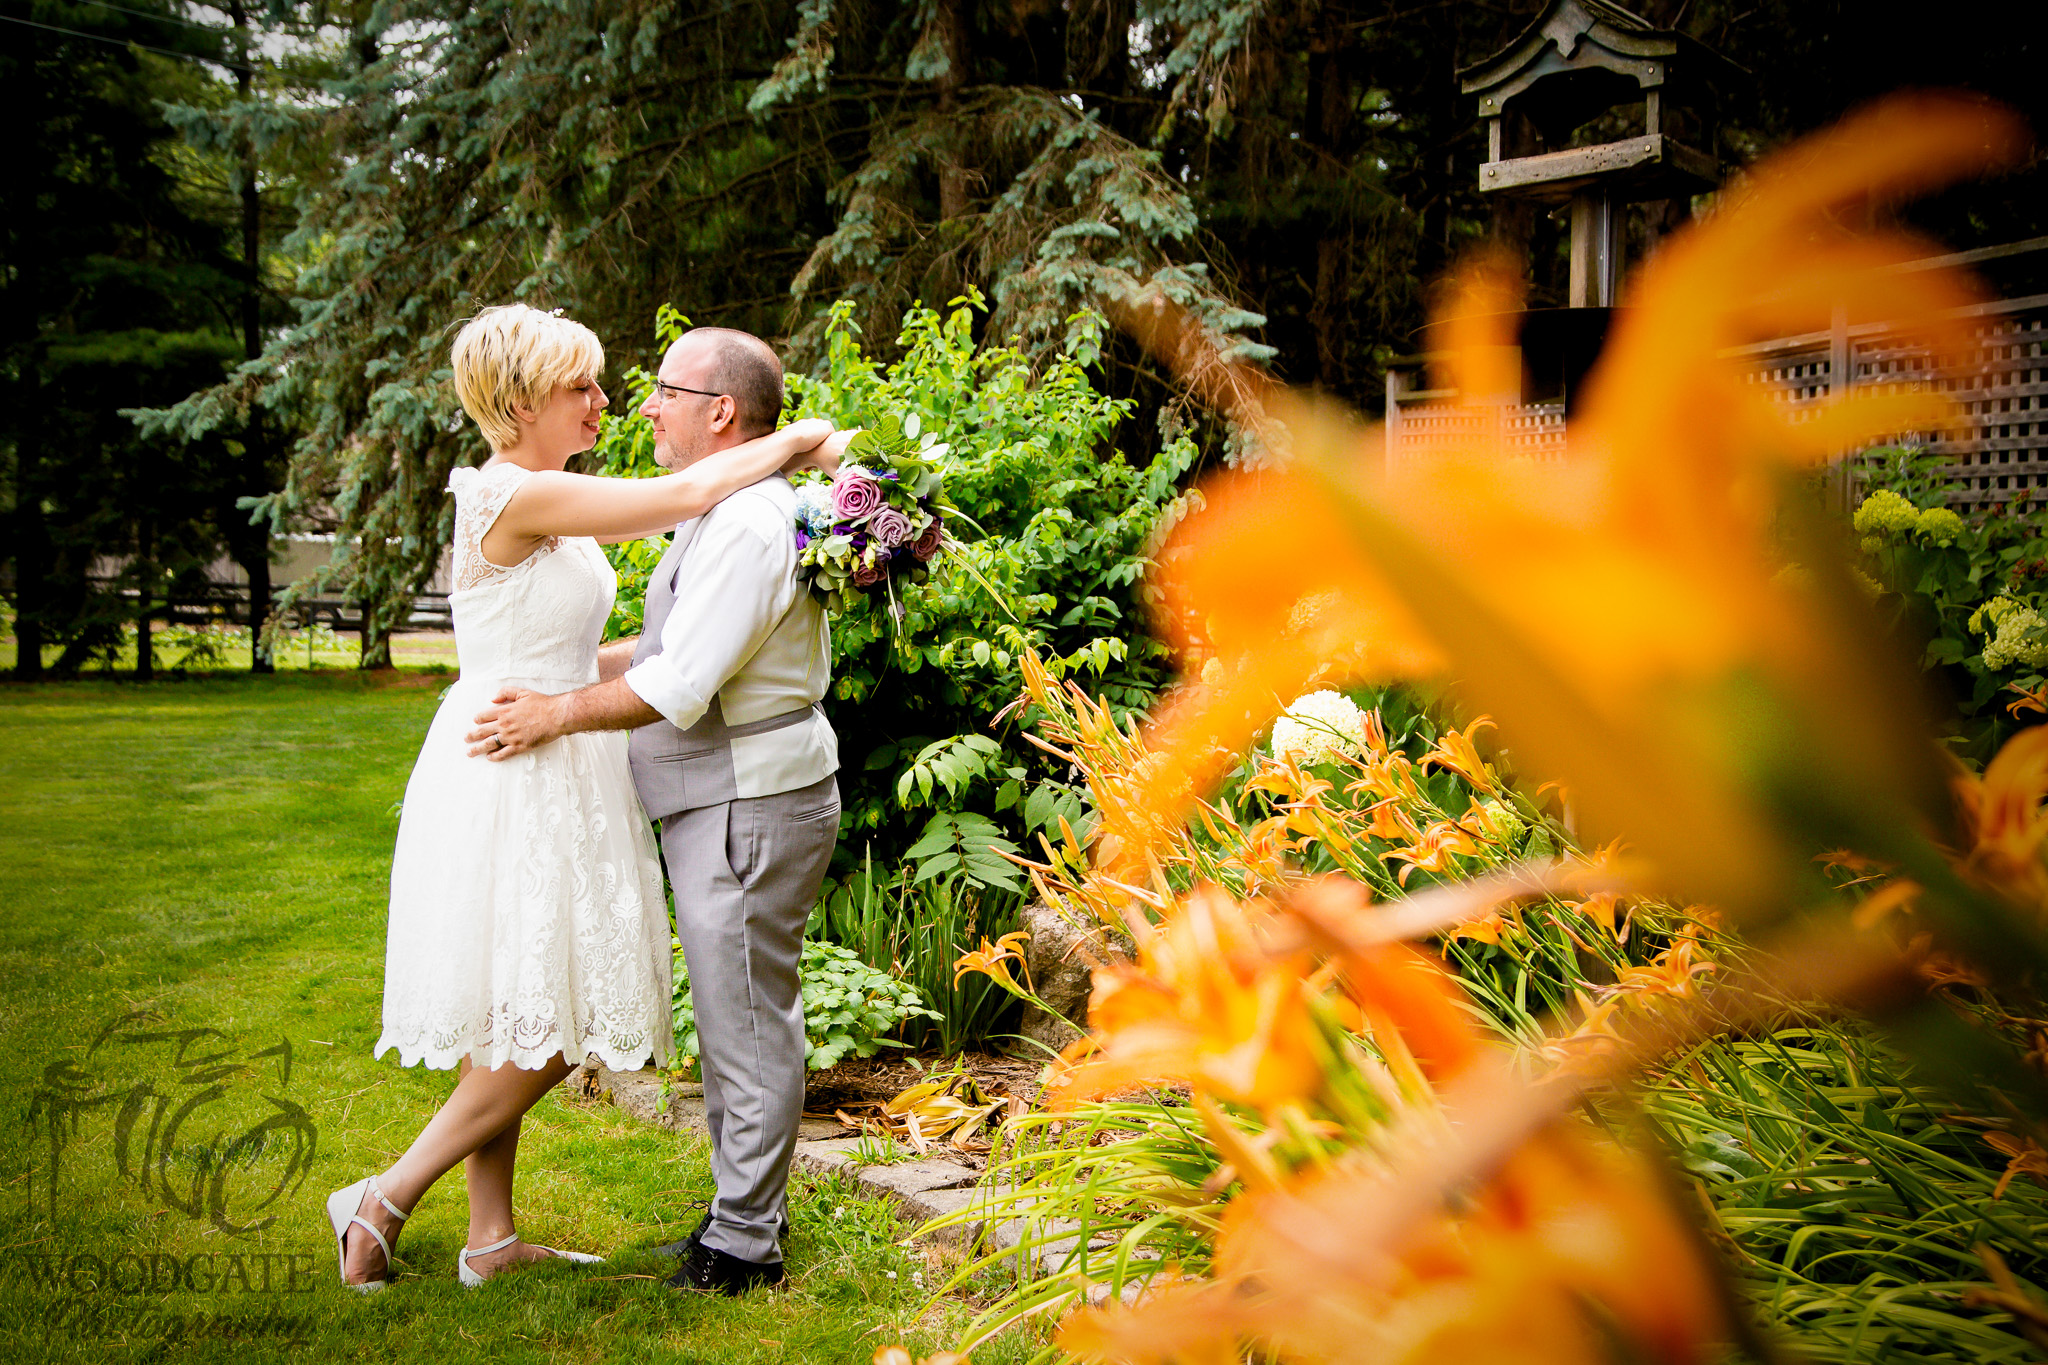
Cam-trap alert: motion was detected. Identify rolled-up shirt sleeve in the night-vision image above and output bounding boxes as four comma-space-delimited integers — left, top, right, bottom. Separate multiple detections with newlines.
622, 506, 796, 729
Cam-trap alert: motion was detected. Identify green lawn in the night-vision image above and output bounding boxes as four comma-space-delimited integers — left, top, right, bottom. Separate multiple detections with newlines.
0, 673, 1032, 1364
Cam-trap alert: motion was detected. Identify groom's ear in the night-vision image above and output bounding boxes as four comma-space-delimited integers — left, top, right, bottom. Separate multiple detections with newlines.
709, 395, 738, 433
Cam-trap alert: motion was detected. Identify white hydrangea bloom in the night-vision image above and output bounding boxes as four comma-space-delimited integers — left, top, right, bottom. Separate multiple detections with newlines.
1983, 605, 2048, 670
1853, 489, 1919, 535
1474, 799, 1525, 843
1271, 690, 1368, 763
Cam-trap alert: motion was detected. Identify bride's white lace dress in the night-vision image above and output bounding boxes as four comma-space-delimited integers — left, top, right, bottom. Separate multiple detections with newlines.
375, 461, 673, 1072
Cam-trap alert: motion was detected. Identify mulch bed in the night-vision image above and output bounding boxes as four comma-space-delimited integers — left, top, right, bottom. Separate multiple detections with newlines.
800, 1049, 1048, 1116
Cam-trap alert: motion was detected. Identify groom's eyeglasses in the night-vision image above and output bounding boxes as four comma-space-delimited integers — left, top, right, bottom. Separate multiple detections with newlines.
653, 380, 724, 403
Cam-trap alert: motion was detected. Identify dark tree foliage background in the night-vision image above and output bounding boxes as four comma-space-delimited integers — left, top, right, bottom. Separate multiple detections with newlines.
8, 0, 2047, 674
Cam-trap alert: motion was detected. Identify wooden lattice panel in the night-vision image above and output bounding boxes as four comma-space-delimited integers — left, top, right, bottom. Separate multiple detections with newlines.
1385, 289, 2047, 502
1851, 312, 2048, 513
1387, 399, 1567, 466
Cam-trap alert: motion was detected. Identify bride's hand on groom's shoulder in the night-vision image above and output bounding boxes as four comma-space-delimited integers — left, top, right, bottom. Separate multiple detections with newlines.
779, 422, 858, 477
466, 687, 564, 760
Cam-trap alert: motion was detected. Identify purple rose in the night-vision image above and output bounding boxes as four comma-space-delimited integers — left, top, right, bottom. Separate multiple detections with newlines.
868, 505, 913, 548
795, 528, 811, 550
911, 517, 945, 562
831, 467, 885, 522
852, 556, 887, 588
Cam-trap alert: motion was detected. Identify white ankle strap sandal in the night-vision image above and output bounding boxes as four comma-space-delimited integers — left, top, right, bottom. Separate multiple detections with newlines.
325, 1176, 412, 1294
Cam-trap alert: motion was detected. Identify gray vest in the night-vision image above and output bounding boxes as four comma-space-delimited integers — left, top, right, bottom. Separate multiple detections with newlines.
626, 530, 826, 819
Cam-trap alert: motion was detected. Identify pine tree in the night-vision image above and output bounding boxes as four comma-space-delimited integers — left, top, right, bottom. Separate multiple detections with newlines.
0, 1, 255, 679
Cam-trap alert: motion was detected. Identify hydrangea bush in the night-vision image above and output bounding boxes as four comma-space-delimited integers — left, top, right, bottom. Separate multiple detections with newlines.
1851, 447, 2048, 758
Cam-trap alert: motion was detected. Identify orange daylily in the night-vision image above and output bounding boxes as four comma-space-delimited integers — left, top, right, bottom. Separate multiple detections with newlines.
873, 1350, 971, 1365
1363, 797, 1423, 844
1568, 891, 1629, 939
953, 930, 1033, 995
1061, 927, 1728, 1365
1985, 1131, 2048, 1199
1951, 724, 2048, 908
1615, 937, 1716, 1001
2006, 681, 2048, 719
1385, 819, 1487, 885
1049, 885, 1325, 1112
1422, 718, 1498, 792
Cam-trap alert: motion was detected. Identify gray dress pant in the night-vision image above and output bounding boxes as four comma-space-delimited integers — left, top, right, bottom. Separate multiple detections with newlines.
659, 772, 840, 1264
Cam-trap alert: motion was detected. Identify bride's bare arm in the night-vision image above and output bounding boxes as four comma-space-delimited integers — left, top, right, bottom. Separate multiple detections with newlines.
593, 427, 860, 545
597, 639, 637, 682
483, 418, 833, 561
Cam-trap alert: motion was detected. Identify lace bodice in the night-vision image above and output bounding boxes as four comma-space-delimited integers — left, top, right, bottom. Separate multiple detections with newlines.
447, 463, 614, 689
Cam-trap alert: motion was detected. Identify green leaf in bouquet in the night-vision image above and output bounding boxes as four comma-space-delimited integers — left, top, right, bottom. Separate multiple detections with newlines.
843, 429, 886, 466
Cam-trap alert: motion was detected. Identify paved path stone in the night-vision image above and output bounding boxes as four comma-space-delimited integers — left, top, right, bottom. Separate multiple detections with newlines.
582, 1061, 1134, 1273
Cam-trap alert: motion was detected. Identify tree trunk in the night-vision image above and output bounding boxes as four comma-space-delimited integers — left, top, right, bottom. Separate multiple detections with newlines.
1305, 21, 1355, 395
360, 599, 392, 670
230, 0, 274, 674
6, 24, 43, 680
935, 0, 971, 221
135, 522, 156, 682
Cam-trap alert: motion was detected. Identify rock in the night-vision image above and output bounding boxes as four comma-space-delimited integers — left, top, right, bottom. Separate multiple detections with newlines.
590, 1064, 838, 1140
1017, 901, 1129, 1051
791, 1136, 870, 1178
857, 1159, 981, 1199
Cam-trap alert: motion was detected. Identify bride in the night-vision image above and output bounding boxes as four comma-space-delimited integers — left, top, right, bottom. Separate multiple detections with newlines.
325, 303, 841, 1290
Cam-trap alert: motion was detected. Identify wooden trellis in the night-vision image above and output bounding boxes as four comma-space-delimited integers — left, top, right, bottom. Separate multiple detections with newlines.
1385, 238, 2048, 510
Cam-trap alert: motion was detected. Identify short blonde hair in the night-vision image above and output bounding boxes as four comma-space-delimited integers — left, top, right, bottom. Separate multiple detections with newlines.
451, 304, 605, 450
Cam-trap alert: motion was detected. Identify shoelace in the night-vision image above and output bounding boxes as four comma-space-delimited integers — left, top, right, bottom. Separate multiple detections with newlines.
676, 1244, 720, 1288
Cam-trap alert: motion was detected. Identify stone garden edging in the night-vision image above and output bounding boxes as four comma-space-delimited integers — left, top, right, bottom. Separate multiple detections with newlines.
573, 1061, 1040, 1259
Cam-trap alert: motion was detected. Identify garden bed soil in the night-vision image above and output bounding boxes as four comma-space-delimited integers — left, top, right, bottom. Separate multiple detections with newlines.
801, 1048, 1048, 1118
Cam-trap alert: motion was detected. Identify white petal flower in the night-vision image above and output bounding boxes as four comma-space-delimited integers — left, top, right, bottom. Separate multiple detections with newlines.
1270, 690, 1368, 763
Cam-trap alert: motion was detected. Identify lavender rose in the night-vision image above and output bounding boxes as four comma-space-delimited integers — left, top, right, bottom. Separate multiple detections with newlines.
911, 517, 945, 562
867, 505, 914, 548
831, 466, 885, 522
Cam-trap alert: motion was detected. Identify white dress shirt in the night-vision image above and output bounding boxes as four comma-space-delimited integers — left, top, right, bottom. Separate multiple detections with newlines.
622, 475, 837, 800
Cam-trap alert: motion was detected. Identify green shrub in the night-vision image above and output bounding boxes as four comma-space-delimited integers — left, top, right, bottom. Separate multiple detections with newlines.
671, 938, 939, 1071
1851, 447, 2048, 759
590, 295, 1191, 879
810, 855, 1024, 1056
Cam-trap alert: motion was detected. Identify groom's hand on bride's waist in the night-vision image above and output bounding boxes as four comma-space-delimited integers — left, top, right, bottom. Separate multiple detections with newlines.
467, 678, 663, 760
466, 688, 566, 759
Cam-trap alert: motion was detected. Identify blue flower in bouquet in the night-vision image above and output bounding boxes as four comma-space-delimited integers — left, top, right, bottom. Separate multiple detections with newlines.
794, 481, 837, 542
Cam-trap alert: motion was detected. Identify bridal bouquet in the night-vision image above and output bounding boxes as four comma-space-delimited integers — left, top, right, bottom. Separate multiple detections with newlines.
792, 412, 954, 616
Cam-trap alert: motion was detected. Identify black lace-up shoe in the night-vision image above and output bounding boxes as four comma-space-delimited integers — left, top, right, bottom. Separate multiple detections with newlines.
663, 1237, 785, 1296
655, 1209, 787, 1259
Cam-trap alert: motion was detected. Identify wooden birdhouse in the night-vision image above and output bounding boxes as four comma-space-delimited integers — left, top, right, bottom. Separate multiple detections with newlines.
1461, 0, 1735, 307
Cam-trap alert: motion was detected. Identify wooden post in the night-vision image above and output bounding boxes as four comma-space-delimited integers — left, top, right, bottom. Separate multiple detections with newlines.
1825, 302, 1853, 513
1568, 190, 1622, 308
1384, 366, 1408, 470
135, 521, 156, 681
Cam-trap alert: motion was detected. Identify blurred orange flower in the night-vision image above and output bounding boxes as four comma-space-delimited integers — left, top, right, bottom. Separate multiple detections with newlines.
1048, 885, 1326, 1112
1111, 94, 2026, 933
1952, 724, 2048, 909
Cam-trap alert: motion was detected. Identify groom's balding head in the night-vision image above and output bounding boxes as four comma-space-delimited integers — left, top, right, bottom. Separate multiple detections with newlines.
644, 326, 786, 469
681, 328, 783, 438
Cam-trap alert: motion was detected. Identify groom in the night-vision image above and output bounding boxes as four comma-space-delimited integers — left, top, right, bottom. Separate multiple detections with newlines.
469, 326, 841, 1295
